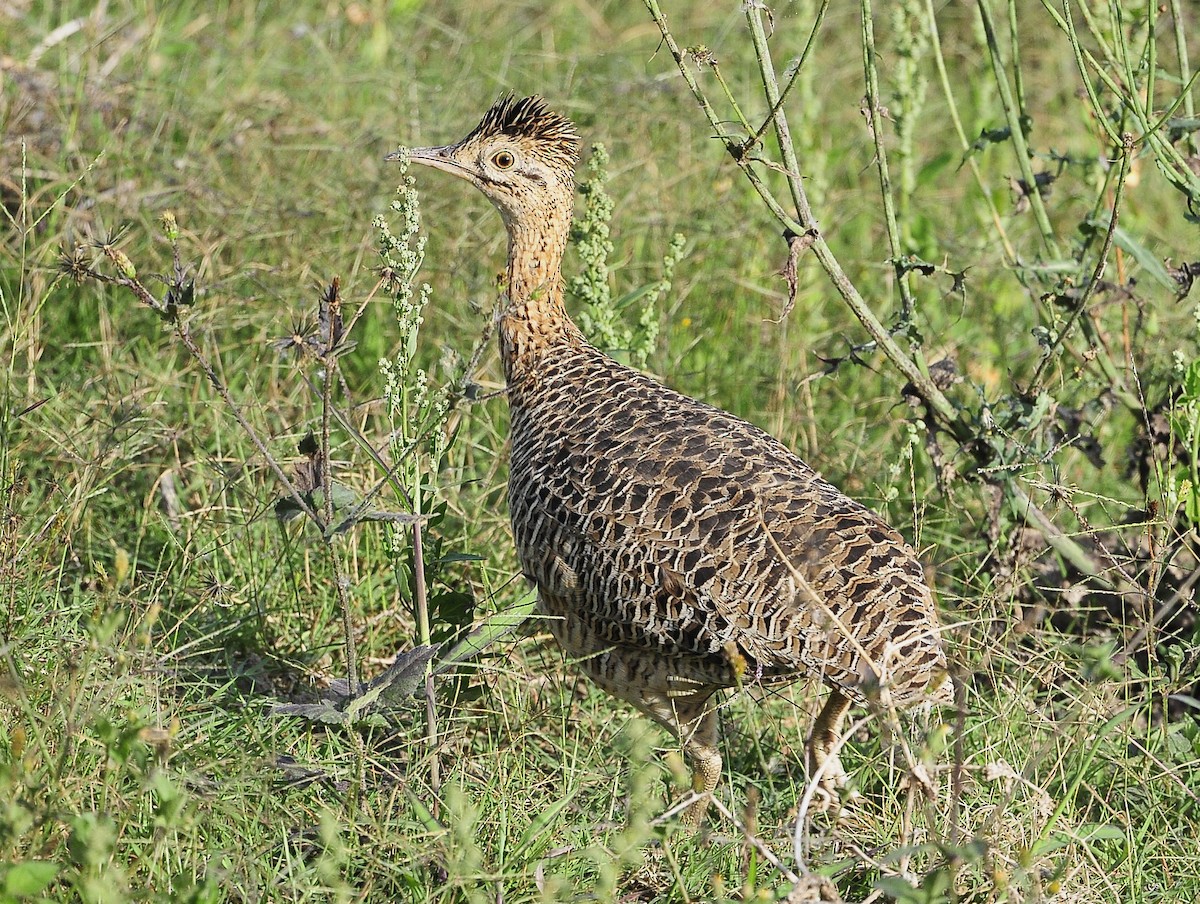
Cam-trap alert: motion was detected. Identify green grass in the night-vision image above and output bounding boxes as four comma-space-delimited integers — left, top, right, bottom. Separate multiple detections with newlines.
3, 1, 1200, 901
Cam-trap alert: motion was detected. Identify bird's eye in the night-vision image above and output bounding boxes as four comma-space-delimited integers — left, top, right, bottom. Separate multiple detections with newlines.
492, 150, 516, 169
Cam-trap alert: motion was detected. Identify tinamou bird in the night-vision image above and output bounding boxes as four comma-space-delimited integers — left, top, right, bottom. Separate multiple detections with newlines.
390, 95, 951, 825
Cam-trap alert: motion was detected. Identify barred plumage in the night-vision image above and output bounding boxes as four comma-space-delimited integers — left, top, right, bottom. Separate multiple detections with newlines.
394, 95, 950, 825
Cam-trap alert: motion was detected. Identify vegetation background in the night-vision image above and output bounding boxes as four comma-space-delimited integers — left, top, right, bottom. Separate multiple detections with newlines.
2, 0, 1199, 901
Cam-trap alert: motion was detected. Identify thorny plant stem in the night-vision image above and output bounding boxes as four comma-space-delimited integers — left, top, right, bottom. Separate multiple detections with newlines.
1039, 1, 1171, 410
89, 253, 319, 528
1144, 1, 1159, 146
317, 397, 417, 532
977, 0, 1060, 253
320, 297, 360, 698
709, 64, 754, 136
742, 0, 830, 155
412, 519, 441, 792
859, 0, 917, 320
1170, 0, 1198, 157
645, 1, 736, 144
327, 530, 360, 698
172, 319, 321, 527
1005, 0, 1030, 141
1049, 0, 1200, 198
1028, 133, 1134, 391
1049, 0, 1122, 145
317, 304, 366, 815
742, 4, 811, 222
100, 260, 371, 705
737, 0, 960, 425
1107, 2, 1147, 138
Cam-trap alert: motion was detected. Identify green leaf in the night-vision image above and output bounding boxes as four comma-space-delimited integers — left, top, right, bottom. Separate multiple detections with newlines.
1086, 216, 1176, 291
1186, 481, 1200, 525
1170, 693, 1200, 713
435, 588, 538, 674
270, 701, 348, 725
964, 124, 1012, 161
1076, 823, 1126, 843
1167, 116, 1200, 135
1023, 391, 1054, 429
4, 861, 59, 897
432, 590, 476, 636
612, 282, 660, 311
1033, 823, 1124, 857
274, 494, 309, 523
511, 795, 577, 859
873, 874, 951, 904
1183, 361, 1200, 401
872, 876, 913, 899
916, 151, 954, 188
324, 480, 360, 511
406, 790, 444, 834
433, 552, 486, 565
345, 645, 437, 719
892, 254, 937, 277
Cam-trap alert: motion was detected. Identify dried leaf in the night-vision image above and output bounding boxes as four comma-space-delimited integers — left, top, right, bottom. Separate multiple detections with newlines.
777, 227, 817, 321
1167, 260, 1200, 298
318, 277, 344, 354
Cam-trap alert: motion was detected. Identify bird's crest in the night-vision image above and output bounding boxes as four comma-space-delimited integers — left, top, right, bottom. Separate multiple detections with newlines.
462, 94, 580, 169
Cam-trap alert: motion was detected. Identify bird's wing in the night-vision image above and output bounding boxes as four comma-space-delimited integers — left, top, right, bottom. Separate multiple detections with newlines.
512, 354, 943, 698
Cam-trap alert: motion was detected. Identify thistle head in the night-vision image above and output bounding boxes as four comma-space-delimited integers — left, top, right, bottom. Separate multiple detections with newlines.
390, 95, 580, 227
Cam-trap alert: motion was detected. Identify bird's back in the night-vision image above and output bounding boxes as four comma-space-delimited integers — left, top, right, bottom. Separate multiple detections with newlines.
507, 339, 948, 706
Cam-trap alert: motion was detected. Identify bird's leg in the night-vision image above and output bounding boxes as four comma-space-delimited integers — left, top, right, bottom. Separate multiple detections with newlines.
806, 689, 852, 794
638, 690, 723, 828
679, 705, 722, 829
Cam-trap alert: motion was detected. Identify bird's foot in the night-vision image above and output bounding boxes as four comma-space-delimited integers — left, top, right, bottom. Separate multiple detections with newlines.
807, 749, 862, 815
677, 792, 713, 831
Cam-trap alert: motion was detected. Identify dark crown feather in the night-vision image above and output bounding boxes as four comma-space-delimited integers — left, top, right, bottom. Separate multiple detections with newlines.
462, 94, 580, 169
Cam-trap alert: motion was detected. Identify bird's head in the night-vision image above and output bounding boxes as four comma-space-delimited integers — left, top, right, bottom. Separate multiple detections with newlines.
390, 94, 580, 228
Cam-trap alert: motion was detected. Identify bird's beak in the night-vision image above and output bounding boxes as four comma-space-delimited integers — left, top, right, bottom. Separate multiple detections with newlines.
386, 144, 468, 179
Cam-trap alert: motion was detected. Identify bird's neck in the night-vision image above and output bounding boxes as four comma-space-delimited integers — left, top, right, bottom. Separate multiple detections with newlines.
500, 212, 581, 385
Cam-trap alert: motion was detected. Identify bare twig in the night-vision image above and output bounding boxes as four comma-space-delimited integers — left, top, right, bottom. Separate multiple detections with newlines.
644, 0, 960, 426
412, 519, 440, 793
859, 0, 917, 320
318, 278, 360, 698
1028, 133, 1134, 391
977, 0, 1059, 251
794, 715, 872, 872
